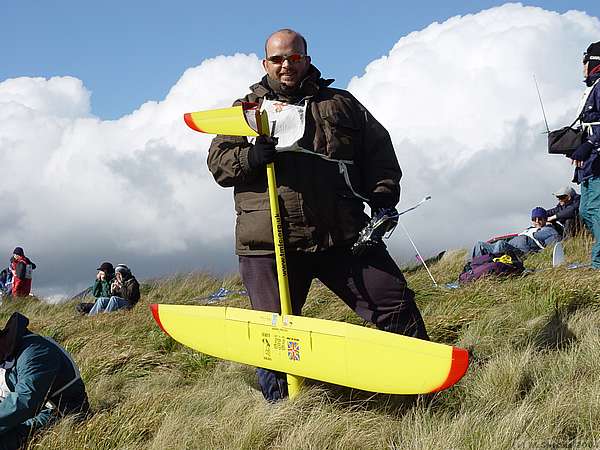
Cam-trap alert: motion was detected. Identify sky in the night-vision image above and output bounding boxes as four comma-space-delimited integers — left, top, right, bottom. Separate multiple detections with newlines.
1, 1, 599, 300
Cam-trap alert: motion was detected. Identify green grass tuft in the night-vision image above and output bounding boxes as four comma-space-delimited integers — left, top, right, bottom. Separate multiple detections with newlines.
2, 233, 600, 449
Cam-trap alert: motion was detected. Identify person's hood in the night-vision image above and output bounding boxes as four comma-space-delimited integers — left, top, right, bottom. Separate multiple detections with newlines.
250, 65, 334, 102
0, 312, 30, 363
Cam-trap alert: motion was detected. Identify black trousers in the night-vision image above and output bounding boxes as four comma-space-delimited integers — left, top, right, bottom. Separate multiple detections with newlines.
239, 245, 429, 340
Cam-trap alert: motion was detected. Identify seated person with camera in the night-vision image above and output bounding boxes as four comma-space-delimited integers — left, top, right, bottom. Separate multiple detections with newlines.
88, 264, 140, 315
546, 186, 581, 237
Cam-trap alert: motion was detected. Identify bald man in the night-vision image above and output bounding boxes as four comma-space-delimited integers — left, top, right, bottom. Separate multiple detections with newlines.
207, 29, 428, 401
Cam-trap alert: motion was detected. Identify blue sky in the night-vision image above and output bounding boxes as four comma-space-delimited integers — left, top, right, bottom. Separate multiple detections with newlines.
1, 1, 599, 298
2, 1, 598, 119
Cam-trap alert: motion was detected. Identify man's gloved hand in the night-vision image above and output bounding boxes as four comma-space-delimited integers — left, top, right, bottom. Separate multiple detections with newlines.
571, 141, 594, 162
352, 207, 399, 256
248, 136, 278, 169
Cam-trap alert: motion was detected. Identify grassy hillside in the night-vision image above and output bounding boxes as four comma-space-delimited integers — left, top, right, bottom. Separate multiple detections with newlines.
2, 233, 600, 449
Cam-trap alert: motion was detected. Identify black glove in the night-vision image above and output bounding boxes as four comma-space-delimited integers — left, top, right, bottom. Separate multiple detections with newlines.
248, 136, 277, 169
571, 141, 594, 162
369, 192, 396, 211
352, 207, 399, 256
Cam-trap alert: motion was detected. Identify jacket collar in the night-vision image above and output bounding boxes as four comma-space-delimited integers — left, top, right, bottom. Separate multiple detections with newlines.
585, 72, 600, 87
249, 65, 334, 102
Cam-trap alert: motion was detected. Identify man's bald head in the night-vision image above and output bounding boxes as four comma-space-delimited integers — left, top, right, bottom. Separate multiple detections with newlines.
262, 29, 311, 90
264, 29, 307, 57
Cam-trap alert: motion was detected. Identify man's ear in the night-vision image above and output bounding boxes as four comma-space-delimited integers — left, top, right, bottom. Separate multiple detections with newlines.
262, 59, 269, 72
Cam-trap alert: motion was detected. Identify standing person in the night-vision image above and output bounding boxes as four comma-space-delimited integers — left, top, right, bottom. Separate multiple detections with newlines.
570, 41, 600, 268
9, 247, 36, 297
0, 312, 89, 450
88, 264, 140, 315
207, 29, 428, 401
546, 186, 581, 237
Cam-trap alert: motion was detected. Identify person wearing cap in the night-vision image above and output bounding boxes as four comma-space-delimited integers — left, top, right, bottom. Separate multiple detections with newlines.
93, 262, 115, 298
0, 312, 89, 450
569, 41, 600, 268
75, 262, 117, 315
88, 264, 140, 315
9, 247, 36, 298
472, 207, 560, 258
546, 186, 581, 237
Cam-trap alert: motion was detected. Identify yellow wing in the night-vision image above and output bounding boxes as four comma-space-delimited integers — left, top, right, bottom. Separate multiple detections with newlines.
184, 102, 269, 137
151, 304, 468, 394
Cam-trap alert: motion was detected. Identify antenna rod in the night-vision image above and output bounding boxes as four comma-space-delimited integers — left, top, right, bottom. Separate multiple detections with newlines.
397, 220, 438, 287
533, 74, 550, 133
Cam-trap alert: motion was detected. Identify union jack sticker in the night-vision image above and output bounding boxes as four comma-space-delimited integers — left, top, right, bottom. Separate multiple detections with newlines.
287, 340, 300, 361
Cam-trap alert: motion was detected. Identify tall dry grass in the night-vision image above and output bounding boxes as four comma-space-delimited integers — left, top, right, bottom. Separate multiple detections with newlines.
0, 232, 599, 449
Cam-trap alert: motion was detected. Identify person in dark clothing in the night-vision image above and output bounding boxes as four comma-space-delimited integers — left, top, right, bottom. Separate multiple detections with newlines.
0, 269, 12, 298
546, 186, 581, 237
9, 247, 36, 297
92, 262, 115, 298
0, 312, 89, 450
88, 264, 140, 315
570, 41, 600, 268
207, 29, 428, 401
76, 262, 116, 315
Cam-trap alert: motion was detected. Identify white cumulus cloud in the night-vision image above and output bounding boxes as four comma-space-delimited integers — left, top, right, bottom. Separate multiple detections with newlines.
0, 54, 264, 295
348, 3, 600, 269
0, 3, 599, 296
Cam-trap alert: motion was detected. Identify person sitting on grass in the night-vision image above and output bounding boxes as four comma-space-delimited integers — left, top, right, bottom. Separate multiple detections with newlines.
472, 207, 560, 259
0, 312, 89, 450
0, 269, 12, 298
88, 264, 140, 315
76, 262, 116, 315
546, 186, 581, 238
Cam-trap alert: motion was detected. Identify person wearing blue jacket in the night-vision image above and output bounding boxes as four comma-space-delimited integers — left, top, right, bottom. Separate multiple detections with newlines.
472, 207, 560, 259
0, 312, 89, 450
570, 41, 600, 268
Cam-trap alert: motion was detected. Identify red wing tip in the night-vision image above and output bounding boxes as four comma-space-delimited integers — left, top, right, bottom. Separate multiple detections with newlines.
149, 304, 169, 335
431, 347, 469, 393
183, 113, 203, 133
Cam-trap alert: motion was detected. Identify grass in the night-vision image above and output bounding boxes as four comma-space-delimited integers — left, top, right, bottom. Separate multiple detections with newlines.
2, 232, 600, 449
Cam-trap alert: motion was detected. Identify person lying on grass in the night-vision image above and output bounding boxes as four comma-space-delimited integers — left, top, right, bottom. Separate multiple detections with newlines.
471, 207, 560, 259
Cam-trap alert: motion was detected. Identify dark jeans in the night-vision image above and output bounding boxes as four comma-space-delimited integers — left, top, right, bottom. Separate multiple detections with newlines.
239, 245, 428, 340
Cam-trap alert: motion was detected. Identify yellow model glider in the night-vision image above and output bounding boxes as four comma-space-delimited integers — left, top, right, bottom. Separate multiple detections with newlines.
156, 103, 469, 397
151, 304, 468, 394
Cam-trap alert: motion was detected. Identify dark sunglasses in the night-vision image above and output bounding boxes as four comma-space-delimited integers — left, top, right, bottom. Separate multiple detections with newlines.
266, 54, 307, 64
557, 195, 569, 200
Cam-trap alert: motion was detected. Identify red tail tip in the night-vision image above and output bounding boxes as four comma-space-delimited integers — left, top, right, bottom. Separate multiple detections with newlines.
150, 304, 169, 335
184, 113, 203, 133
431, 347, 469, 392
